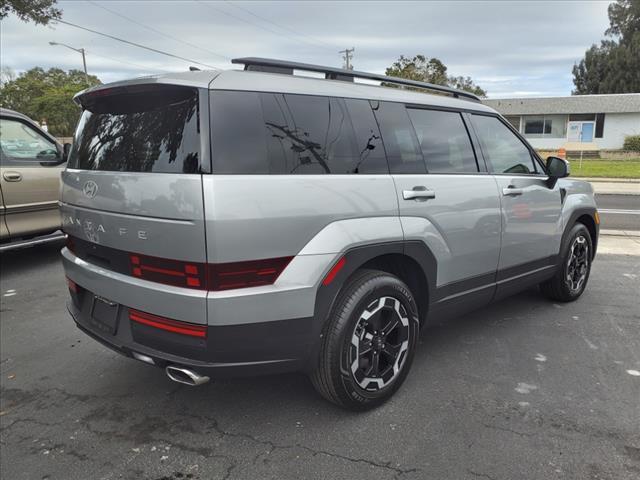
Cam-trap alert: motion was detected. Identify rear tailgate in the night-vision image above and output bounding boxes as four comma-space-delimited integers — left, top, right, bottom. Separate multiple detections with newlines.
60, 84, 209, 324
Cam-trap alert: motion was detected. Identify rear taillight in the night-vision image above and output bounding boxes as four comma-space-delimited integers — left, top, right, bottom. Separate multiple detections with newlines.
66, 276, 78, 293
130, 254, 206, 290
129, 309, 207, 338
208, 257, 293, 291
125, 251, 292, 291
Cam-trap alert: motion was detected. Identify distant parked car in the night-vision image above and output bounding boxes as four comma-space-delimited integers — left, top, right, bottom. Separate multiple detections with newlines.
0, 108, 70, 248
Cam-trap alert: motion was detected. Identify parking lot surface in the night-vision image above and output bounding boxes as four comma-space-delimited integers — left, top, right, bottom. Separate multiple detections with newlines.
1, 240, 639, 480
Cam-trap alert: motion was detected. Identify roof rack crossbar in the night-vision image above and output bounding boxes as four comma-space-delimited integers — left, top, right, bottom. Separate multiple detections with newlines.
231, 57, 481, 102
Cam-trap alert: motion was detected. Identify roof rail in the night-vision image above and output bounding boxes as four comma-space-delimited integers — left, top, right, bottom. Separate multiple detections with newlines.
231, 57, 481, 102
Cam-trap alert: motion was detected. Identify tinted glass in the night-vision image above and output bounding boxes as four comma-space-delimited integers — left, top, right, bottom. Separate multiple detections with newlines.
68, 88, 200, 173
407, 109, 478, 173
0, 118, 59, 164
344, 99, 387, 174
284, 94, 359, 174
372, 101, 424, 174
472, 114, 537, 175
211, 91, 270, 174
211, 92, 381, 175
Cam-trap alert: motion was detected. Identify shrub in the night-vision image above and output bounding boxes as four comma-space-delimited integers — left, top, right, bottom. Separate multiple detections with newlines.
623, 135, 640, 152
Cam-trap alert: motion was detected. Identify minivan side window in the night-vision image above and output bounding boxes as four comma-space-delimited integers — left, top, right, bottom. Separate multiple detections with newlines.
471, 114, 538, 175
371, 101, 425, 174
407, 109, 478, 174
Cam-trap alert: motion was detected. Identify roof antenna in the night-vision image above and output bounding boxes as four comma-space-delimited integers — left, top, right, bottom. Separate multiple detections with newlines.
189, 66, 201, 71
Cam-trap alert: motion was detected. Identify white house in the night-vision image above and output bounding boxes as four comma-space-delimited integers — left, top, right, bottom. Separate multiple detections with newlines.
484, 93, 640, 151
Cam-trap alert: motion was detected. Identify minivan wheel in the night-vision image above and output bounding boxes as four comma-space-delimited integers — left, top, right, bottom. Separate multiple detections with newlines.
540, 223, 593, 302
311, 269, 419, 410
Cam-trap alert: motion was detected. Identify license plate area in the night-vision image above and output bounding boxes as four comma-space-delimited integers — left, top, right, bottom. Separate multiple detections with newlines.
89, 295, 120, 335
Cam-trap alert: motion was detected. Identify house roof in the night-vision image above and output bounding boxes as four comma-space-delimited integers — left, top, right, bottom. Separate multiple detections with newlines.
484, 93, 640, 115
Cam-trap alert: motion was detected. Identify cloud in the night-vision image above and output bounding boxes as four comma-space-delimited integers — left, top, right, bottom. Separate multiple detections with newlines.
0, 0, 612, 96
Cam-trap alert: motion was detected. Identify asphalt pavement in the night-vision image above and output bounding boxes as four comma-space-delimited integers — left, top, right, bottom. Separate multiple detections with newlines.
596, 194, 639, 232
1, 240, 639, 480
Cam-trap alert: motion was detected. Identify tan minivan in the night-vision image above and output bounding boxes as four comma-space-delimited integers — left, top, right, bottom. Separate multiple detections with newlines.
0, 108, 69, 248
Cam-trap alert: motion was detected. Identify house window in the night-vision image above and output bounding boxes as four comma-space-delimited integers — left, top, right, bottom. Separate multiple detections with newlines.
522, 115, 567, 138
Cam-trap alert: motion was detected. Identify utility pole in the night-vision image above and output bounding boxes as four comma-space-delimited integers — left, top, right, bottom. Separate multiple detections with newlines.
49, 41, 89, 84
339, 48, 355, 70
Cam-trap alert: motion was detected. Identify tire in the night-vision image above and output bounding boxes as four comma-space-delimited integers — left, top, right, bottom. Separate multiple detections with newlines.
310, 269, 420, 410
540, 222, 593, 302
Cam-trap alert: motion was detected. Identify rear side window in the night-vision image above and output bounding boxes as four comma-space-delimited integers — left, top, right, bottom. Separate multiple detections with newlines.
69, 87, 200, 173
471, 114, 537, 175
371, 101, 424, 174
211, 91, 385, 174
407, 109, 478, 173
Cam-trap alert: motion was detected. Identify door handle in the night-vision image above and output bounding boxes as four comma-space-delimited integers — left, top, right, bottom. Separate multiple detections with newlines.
403, 186, 436, 200
502, 186, 523, 196
3, 171, 22, 182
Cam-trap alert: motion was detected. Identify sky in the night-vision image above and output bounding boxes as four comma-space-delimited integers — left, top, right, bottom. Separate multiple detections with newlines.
0, 0, 613, 98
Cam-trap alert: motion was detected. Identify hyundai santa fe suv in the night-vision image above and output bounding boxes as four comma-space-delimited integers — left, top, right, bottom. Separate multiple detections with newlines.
61, 58, 599, 409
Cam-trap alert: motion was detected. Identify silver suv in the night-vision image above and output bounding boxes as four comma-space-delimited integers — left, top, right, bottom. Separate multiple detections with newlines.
61, 58, 599, 409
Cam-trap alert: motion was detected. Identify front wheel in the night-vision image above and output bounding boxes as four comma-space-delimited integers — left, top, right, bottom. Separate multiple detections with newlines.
311, 269, 420, 410
540, 223, 593, 302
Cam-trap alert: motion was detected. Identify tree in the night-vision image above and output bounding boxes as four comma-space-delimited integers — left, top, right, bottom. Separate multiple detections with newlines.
572, 0, 640, 94
0, 0, 62, 24
385, 54, 487, 97
0, 67, 101, 136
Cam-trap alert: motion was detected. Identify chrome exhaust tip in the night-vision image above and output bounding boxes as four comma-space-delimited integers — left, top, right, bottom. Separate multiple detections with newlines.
165, 366, 210, 386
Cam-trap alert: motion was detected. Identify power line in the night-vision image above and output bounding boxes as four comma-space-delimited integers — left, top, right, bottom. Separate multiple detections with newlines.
87, 1, 230, 62
196, 0, 330, 53
223, 1, 335, 51
84, 50, 171, 73
53, 19, 221, 70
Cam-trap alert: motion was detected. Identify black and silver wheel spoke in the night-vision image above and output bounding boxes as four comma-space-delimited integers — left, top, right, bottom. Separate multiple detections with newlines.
565, 235, 589, 293
350, 296, 412, 392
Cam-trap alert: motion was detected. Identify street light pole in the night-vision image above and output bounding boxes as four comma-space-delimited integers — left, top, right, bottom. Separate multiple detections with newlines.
49, 41, 89, 84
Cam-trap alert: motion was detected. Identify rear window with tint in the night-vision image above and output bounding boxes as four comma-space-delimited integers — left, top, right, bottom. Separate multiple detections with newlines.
210, 91, 387, 174
68, 87, 200, 173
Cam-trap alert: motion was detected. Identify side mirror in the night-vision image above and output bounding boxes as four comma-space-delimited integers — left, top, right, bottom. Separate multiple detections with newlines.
545, 156, 570, 188
62, 143, 72, 162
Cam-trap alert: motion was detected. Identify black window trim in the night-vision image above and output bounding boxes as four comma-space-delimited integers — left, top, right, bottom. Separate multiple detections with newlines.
404, 104, 487, 175
468, 111, 549, 177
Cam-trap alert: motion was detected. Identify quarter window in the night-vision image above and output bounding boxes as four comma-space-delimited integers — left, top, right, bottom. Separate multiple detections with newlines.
407, 109, 478, 173
472, 114, 537, 175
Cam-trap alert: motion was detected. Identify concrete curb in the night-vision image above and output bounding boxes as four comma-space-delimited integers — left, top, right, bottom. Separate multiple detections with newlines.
600, 229, 640, 238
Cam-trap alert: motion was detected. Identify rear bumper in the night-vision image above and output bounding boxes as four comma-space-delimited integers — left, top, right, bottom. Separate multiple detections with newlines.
67, 297, 312, 378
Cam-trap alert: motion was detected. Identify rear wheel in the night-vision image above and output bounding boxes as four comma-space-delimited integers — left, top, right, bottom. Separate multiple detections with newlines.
311, 269, 419, 410
540, 223, 593, 302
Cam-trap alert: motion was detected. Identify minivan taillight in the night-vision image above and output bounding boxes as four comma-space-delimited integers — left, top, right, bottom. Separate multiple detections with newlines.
130, 254, 206, 290
208, 257, 293, 291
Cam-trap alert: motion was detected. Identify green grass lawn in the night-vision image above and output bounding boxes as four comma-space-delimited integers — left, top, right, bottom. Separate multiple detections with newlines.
569, 159, 640, 179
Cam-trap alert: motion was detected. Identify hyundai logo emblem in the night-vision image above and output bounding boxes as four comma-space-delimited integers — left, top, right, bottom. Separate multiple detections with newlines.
82, 180, 98, 198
